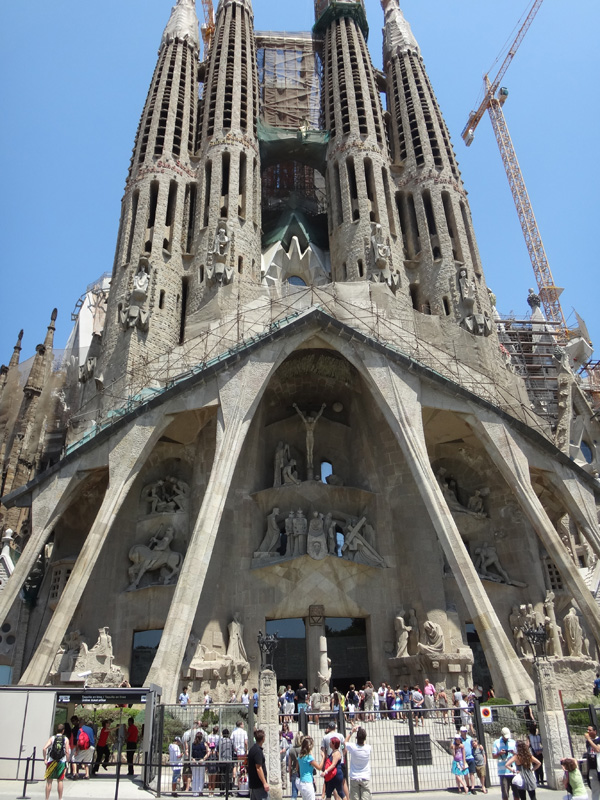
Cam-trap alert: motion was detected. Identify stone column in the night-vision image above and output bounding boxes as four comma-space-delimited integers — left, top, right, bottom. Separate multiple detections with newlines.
532, 658, 570, 790
19, 418, 164, 685
257, 669, 282, 800
146, 360, 274, 702
0, 461, 84, 626
361, 357, 533, 701
472, 418, 600, 647
546, 470, 600, 560
306, 605, 325, 698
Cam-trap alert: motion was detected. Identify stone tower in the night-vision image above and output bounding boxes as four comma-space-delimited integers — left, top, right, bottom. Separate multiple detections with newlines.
90, 0, 202, 399
317, 0, 405, 291
381, 0, 492, 333
188, 0, 262, 310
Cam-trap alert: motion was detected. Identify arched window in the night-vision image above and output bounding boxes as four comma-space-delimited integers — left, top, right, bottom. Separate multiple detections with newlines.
288, 276, 307, 287
320, 460, 333, 483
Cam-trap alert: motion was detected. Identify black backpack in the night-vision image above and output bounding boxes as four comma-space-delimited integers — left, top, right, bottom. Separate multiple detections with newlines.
49, 734, 66, 761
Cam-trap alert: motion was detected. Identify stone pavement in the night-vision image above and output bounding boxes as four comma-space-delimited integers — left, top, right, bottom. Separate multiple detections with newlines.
0, 779, 562, 800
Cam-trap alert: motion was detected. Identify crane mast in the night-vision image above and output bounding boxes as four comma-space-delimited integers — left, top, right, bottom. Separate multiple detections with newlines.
461, 0, 569, 342
200, 0, 215, 55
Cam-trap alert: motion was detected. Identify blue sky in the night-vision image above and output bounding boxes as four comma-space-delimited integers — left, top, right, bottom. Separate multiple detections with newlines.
0, 0, 598, 362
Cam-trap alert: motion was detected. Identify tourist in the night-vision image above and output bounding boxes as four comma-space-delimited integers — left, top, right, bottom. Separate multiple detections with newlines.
247, 730, 269, 800
206, 742, 219, 796
280, 723, 293, 791
288, 731, 305, 799
493, 727, 517, 800
92, 720, 111, 774
126, 716, 139, 777
298, 736, 326, 800
594, 674, 600, 698
229, 689, 238, 703
346, 685, 359, 722
344, 725, 371, 800
43, 724, 71, 800
331, 691, 341, 714
204, 689, 213, 709
471, 738, 487, 793
561, 757, 588, 800
377, 683, 387, 718
242, 688, 250, 709
322, 736, 348, 800
437, 686, 449, 725
169, 736, 183, 797
451, 736, 469, 794
364, 681, 375, 722
459, 726, 476, 794
505, 740, 540, 800
179, 686, 190, 706
208, 725, 220, 751
527, 727, 544, 786
71, 718, 94, 780
584, 724, 600, 800
423, 679, 436, 718
253, 688, 259, 714
191, 730, 207, 796
411, 686, 425, 727
310, 686, 322, 722
219, 728, 234, 792
284, 685, 296, 719
297, 682, 309, 714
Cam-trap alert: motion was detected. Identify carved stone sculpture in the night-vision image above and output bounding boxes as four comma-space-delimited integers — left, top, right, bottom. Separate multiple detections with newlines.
50, 627, 124, 687
273, 442, 290, 488
509, 605, 527, 658
307, 512, 328, 559
120, 262, 150, 331
544, 591, 563, 657
188, 615, 250, 699
256, 508, 282, 554
293, 403, 326, 480
282, 459, 301, 486
394, 612, 411, 658
417, 620, 445, 657
142, 476, 189, 514
293, 509, 308, 556
343, 516, 386, 567
285, 512, 296, 556
563, 607, 584, 657
227, 612, 249, 662
127, 525, 184, 589
407, 608, 419, 655
317, 635, 331, 696
473, 543, 512, 584
466, 490, 486, 517
208, 221, 233, 286
458, 267, 476, 314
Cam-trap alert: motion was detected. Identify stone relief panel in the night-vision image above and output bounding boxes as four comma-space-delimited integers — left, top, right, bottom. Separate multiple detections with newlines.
125, 473, 190, 591
253, 507, 385, 568
120, 259, 151, 331
49, 627, 125, 686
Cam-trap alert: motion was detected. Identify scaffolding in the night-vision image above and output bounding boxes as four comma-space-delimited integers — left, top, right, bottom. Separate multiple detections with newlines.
579, 361, 600, 414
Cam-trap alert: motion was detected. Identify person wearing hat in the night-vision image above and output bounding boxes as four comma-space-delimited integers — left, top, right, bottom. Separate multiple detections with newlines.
459, 726, 477, 794
169, 736, 183, 797
493, 728, 516, 800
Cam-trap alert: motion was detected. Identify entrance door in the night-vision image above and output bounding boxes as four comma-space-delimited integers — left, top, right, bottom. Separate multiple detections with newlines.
266, 618, 306, 687
326, 617, 368, 692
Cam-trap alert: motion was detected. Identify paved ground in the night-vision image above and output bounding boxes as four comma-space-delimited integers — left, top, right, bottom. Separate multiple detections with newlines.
0, 780, 562, 800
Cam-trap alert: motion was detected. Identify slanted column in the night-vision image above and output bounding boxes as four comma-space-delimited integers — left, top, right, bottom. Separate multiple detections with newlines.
361, 356, 533, 700
546, 469, 600, 558
147, 360, 274, 702
471, 418, 600, 646
19, 418, 166, 685
0, 462, 84, 627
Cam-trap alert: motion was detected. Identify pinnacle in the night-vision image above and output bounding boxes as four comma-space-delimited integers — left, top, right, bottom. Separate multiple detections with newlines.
381, 0, 419, 59
162, 0, 200, 50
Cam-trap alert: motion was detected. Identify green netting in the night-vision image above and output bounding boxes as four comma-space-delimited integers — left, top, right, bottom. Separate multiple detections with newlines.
258, 119, 330, 172
313, 1, 369, 38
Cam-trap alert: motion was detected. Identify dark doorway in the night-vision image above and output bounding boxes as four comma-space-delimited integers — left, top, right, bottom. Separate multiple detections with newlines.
130, 629, 162, 687
326, 617, 368, 692
466, 623, 492, 693
266, 618, 307, 687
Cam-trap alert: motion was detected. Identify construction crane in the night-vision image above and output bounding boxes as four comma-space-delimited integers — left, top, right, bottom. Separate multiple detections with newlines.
461, 0, 570, 343
200, 0, 215, 55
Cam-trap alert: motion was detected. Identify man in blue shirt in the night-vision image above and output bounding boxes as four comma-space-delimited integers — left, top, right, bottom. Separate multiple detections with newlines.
493, 727, 516, 800
459, 726, 476, 794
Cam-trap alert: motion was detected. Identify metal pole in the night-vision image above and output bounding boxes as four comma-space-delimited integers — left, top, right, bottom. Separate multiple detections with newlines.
407, 710, 420, 792
18, 755, 31, 800
472, 700, 491, 790
590, 704, 599, 731
114, 742, 122, 800
299, 708, 308, 736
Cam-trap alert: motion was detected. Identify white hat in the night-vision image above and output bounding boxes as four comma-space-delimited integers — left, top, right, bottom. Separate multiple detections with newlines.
501, 727, 511, 738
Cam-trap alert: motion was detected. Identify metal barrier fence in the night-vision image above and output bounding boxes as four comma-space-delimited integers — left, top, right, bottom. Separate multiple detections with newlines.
564, 705, 599, 764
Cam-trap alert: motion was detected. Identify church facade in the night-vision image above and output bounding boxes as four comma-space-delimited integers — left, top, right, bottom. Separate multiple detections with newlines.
0, 0, 599, 704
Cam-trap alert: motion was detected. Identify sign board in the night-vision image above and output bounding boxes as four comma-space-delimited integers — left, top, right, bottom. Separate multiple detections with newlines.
480, 705, 493, 724
57, 691, 147, 705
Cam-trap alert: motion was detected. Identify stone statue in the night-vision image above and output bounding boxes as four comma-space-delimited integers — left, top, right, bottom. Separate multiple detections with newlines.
282, 459, 301, 486
436, 468, 466, 513
343, 517, 386, 567
256, 508, 282, 554
127, 525, 183, 589
209, 221, 233, 285
563, 607, 584, 657
307, 512, 328, 560
544, 591, 563, 657
285, 511, 296, 556
466, 490, 486, 517
417, 620, 445, 656
142, 476, 189, 514
227, 613, 249, 663
273, 442, 290, 488
458, 267, 476, 313
293, 403, 326, 480
371, 223, 391, 272
133, 266, 149, 294
407, 608, 419, 655
509, 605, 527, 658
50, 627, 124, 687
293, 508, 308, 556
394, 613, 411, 658
317, 635, 331, 696
473, 543, 511, 584
120, 263, 150, 331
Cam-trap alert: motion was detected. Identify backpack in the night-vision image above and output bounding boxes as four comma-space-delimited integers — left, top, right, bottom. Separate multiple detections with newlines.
323, 755, 334, 781
78, 729, 90, 750
49, 734, 66, 761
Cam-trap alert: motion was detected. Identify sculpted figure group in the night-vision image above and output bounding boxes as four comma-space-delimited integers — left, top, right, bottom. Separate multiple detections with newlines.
509, 596, 591, 660
255, 508, 385, 567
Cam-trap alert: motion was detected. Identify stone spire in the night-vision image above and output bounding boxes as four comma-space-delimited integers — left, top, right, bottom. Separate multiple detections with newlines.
24, 309, 57, 395
8, 330, 23, 371
162, 0, 200, 49
381, 0, 419, 59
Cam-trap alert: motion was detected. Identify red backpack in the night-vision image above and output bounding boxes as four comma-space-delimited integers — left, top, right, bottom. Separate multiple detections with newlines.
78, 729, 90, 750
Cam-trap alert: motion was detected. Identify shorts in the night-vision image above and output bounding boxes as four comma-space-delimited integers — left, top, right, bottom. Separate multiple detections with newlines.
476, 765, 487, 784
73, 747, 94, 764
172, 765, 182, 782
325, 774, 345, 798
183, 762, 193, 776
467, 760, 477, 775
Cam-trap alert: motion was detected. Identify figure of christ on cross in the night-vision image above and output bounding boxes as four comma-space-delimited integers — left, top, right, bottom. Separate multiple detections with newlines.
292, 403, 326, 480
